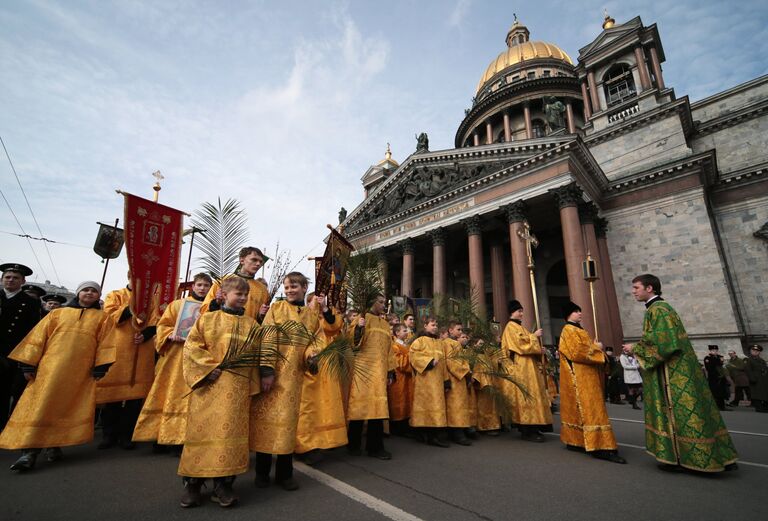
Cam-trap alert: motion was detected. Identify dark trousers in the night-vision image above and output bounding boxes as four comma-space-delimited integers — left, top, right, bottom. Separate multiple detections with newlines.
101, 399, 143, 441
0, 360, 26, 430
347, 419, 384, 453
255, 452, 293, 481
732, 386, 751, 403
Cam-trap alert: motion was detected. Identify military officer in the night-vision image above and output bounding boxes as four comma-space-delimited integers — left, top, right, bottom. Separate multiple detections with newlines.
41, 294, 68, 316
1, 263, 42, 429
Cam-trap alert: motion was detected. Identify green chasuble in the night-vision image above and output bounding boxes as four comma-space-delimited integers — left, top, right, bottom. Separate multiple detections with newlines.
633, 299, 737, 472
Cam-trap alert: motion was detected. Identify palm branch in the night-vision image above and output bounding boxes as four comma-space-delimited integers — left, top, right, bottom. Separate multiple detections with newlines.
190, 197, 249, 279
345, 250, 383, 312
310, 334, 375, 387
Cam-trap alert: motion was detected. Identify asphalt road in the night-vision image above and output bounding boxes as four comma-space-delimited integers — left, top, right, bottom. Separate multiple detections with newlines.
1, 403, 766, 521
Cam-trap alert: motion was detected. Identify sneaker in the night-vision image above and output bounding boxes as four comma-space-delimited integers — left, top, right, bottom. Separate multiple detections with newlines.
253, 474, 270, 488
10, 452, 37, 472
368, 449, 392, 460
46, 447, 63, 462
179, 478, 203, 508
212, 480, 238, 507
277, 478, 300, 491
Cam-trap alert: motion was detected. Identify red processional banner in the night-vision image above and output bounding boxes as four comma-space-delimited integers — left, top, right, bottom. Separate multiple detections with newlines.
123, 193, 185, 326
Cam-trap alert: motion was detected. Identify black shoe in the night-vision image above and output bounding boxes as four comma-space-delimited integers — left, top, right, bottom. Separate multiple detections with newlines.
97, 437, 117, 450
465, 428, 479, 440
427, 437, 450, 448
300, 450, 324, 466
657, 463, 683, 473
346, 446, 362, 457
453, 437, 472, 446
632, 403, 641, 410
119, 440, 136, 450
368, 449, 392, 460
521, 432, 545, 443
152, 443, 170, 454
212, 481, 238, 507
727, 401, 739, 407
254, 474, 270, 488
566, 444, 585, 452
725, 462, 739, 472
10, 452, 37, 472
483, 430, 500, 437
591, 450, 627, 464
277, 478, 300, 491
46, 447, 63, 462
180, 478, 203, 508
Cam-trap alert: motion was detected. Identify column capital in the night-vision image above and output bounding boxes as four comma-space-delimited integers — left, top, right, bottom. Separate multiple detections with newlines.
400, 238, 414, 255
550, 183, 584, 209
578, 202, 599, 224
461, 215, 483, 236
428, 227, 447, 246
594, 217, 609, 238
501, 200, 528, 223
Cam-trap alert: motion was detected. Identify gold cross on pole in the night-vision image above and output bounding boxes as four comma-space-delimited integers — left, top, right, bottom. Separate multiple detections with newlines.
517, 219, 546, 370
152, 170, 163, 202
517, 220, 539, 270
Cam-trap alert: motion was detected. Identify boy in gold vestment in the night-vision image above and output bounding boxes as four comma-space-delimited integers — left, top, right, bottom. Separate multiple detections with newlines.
388, 324, 414, 436
444, 321, 472, 445
410, 317, 450, 448
558, 301, 625, 464
201, 246, 270, 321
250, 272, 321, 491
1, 281, 115, 471
178, 277, 257, 508
133, 273, 212, 450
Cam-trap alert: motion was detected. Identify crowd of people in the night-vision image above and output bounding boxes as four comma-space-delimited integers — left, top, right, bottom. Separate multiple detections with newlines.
2, 253, 765, 508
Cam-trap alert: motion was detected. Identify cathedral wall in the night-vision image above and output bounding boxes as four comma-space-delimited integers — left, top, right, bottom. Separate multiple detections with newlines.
602, 188, 741, 357
690, 78, 768, 122
691, 116, 768, 175
712, 195, 768, 341
588, 114, 691, 180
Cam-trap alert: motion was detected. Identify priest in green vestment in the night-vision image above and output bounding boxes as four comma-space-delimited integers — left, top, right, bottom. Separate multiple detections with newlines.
623, 274, 738, 473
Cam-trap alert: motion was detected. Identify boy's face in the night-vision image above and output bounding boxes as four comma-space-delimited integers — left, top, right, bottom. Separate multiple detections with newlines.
223, 288, 249, 309
568, 310, 582, 324
458, 333, 469, 346
510, 308, 524, 321
404, 316, 415, 328
371, 296, 386, 314
448, 324, 463, 339
240, 253, 264, 276
283, 279, 307, 302
424, 320, 438, 335
192, 279, 212, 299
348, 311, 359, 323
78, 287, 100, 307
395, 327, 408, 340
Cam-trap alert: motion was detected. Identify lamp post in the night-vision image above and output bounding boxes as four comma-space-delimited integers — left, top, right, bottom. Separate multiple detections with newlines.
582, 252, 599, 341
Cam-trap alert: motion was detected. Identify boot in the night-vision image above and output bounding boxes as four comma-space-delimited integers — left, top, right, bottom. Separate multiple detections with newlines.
179, 478, 203, 508
46, 447, 63, 462
10, 450, 38, 471
97, 436, 117, 450
212, 477, 238, 507
451, 428, 472, 446
520, 427, 545, 443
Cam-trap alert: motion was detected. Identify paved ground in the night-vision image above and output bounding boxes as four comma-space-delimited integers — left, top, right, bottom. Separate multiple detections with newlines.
1, 403, 766, 521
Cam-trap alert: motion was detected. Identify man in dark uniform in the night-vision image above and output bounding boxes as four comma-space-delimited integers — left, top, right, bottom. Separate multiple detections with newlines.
746, 345, 768, 413
22, 284, 46, 300
1, 263, 42, 429
41, 294, 67, 316
704, 345, 729, 411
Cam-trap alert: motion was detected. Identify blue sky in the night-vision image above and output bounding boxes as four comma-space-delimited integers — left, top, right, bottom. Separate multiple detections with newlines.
1, 0, 767, 293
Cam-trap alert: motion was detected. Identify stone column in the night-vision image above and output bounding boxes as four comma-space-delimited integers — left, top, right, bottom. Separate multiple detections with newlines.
566, 101, 576, 133
579, 203, 614, 347
486, 120, 493, 144
400, 238, 414, 297
503, 111, 511, 142
649, 46, 665, 90
587, 70, 600, 112
376, 249, 389, 297
580, 80, 592, 119
502, 200, 535, 330
550, 183, 595, 338
462, 215, 487, 318
595, 218, 625, 349
490, 242, 508, 326
634, 46, 651, 91
473, 132, 480, 146
523, 104, 533, 139
429, 228, 447, 297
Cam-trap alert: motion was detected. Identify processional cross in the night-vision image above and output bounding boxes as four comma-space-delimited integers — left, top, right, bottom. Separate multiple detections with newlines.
517, 220, 547, 368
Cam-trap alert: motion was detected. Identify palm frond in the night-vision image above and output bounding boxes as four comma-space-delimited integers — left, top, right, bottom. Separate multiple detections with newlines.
191, 197, 249, 279
345, 250, 383, 312
310, 334, 375, 387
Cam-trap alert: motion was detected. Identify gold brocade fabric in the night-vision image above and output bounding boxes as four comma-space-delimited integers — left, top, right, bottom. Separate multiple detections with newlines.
387, 340, 414, 421
96, 288, 158, 404
347, 313, 394, 421
177, 311, 256, 478
472, 350, 501, 431
0, 307, 116, 449
295, 309, 348, 454
201, 275, 269, 320
409, 336, 448, 427
444, 338, 472, 428
558, 324, 618, 451
249, 301, 320, 455
501, 321, 552, 426
133, 297, 195, 444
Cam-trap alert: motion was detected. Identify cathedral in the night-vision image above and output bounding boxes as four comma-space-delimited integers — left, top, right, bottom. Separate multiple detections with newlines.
341, 14, 768, 354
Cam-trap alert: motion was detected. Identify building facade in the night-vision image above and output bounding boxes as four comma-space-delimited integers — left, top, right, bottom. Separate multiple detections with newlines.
342, 15, 768, 354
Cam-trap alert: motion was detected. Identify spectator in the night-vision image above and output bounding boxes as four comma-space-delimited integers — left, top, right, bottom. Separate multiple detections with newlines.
620, 347, 643, 410
726, 350, 751, 407
745, 345, 768, 413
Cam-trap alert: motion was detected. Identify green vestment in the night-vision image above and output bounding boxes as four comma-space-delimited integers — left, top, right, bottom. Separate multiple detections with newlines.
634, 299, 737, 472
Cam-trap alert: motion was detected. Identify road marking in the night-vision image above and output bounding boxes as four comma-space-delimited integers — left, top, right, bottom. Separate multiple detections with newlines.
294, 461, 425, 521
544, 434, 768, 469
607, 417, 768, 437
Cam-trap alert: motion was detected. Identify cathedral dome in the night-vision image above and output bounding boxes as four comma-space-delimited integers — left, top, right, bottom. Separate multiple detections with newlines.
475, 19, 573, 95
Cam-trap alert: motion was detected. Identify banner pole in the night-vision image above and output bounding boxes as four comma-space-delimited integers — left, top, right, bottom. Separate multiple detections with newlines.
99, 218, 120, 290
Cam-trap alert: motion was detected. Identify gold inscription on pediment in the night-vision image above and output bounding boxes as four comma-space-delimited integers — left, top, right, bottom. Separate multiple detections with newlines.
374, 200, 473, 241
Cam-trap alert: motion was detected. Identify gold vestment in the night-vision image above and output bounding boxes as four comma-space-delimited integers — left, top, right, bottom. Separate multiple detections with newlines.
409, 335, 448, 427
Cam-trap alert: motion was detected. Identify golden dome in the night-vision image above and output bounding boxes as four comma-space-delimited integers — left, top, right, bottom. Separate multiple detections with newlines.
476, 41, 573, 95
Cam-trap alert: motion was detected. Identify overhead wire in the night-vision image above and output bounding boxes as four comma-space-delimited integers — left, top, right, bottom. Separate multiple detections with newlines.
0, 186, 49, 279
0, 229, 90, 248
0, 135, 61, 284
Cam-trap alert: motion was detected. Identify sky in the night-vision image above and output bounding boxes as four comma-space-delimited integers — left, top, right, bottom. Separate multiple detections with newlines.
1, 0, 767, 294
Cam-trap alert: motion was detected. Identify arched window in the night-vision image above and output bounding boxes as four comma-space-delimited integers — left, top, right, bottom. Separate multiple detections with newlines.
532, 119, 546, 138
603, 63, 636, 106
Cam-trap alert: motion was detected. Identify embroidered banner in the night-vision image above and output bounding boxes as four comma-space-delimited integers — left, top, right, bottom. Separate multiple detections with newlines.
123, 193, 184, 325
315, 227, 354, 312
93, 221, 125, 259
